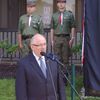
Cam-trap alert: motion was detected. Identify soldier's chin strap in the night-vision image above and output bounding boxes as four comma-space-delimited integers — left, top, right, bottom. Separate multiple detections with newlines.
40, 52, 82, 100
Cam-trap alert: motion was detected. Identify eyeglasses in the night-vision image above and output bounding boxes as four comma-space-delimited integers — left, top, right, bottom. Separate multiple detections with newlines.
32, 43, 46, 47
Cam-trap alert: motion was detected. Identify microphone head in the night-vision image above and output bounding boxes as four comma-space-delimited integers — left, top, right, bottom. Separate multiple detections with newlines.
40, 52, 58, 61
40, 52, 46, 56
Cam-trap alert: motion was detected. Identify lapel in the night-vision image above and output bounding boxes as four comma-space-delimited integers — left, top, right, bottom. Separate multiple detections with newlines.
45, 58, 49, 78
45, 58, 53, 81
29, 53, 46, 79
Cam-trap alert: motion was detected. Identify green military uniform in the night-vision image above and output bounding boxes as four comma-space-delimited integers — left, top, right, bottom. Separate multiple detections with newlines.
51, 10, 76, 64
18, 14, 44, 35
18, 0, 44, 57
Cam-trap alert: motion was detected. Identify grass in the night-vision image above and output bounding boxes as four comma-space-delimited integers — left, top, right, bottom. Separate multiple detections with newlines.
0, 76, 100, 100
66, 75, 83, 100
0, 79, 15, 100
66, 75, 100, 100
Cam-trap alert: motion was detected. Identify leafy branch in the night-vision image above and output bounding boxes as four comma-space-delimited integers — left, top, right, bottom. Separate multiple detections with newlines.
0, 40, 18, 55
71, 36, 82, 55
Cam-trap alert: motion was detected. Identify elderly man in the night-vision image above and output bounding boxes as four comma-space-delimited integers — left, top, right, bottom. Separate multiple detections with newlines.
16, 34, 66, 100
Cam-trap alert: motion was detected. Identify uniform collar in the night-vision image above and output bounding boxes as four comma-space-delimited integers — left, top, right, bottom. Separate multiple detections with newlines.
27, 14, 33, 17
27, 12, 36, 17
58, 9, 66, 14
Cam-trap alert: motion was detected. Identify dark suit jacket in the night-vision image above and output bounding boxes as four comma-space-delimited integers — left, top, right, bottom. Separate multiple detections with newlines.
16, 53, 66, 100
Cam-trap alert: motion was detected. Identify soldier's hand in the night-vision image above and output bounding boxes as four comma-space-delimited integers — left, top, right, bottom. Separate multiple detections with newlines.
51, 41, 54, 47
19, 43, 23, 49
69, 37, 75, 48
51, 40, 54, 52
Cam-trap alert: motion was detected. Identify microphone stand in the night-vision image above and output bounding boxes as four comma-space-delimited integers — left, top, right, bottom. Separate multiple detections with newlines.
46, 60, 58, 100
52, 57, 82, 100
40, 52, 82, 100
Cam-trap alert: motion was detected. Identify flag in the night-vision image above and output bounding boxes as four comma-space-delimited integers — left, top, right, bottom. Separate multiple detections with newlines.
82, 12, 85, 64
83, 0, 100, 96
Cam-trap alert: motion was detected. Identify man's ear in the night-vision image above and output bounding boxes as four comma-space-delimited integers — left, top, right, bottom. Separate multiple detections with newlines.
30, 44, 33, 49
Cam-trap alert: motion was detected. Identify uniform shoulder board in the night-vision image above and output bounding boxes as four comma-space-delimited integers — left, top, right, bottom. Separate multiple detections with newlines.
68, 10, 73, 13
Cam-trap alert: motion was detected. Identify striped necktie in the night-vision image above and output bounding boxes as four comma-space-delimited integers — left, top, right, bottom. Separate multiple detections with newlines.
59, 12, 63, 25
39, 57, 47, 78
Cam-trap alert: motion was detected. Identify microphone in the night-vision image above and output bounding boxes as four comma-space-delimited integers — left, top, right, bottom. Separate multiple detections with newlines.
40, 52, 57, 61
40, 52, 66, 68
40, 52, 47, 57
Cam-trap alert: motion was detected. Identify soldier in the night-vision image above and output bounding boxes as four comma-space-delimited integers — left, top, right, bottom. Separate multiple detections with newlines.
18, 0, 44, 57
51, 0, 76, 66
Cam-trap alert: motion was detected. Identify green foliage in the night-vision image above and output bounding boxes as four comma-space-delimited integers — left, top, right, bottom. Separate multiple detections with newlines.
71, 41, 82, 55
0, 79, 15, 100
71, 35, 82, 55
6, 44, 18, 54
0, 40, 8, 48
0, 40, 18, 55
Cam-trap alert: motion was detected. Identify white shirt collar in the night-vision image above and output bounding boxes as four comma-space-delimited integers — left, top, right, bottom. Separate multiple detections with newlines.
32, 51, 46, 66
32, 51, 39, 61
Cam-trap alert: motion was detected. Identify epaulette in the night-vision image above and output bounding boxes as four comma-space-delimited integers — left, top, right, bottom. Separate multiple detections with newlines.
68, 10, 73, 13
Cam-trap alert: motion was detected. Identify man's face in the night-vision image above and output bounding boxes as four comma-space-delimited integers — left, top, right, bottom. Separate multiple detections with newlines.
31, 36, 47, 57
27, 5, 36, 15
57, 1, 66, 11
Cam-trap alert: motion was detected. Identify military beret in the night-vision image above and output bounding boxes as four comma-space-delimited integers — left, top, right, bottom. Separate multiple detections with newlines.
57, 0, 66, 3
27, 0, 36, 6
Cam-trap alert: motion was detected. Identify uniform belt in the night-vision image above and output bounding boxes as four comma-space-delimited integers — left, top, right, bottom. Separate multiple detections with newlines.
22, 35, 33, 40
54, 34, 70, 37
